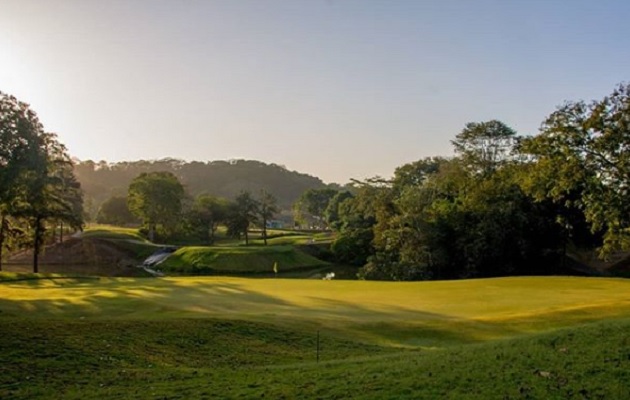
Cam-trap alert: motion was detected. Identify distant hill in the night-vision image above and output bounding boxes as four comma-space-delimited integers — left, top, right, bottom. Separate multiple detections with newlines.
74, 158, 341, 217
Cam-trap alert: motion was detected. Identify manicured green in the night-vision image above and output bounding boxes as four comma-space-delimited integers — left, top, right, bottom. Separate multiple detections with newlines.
2, 275, 630, 345
2, 275, 630, 399
159, 245, 329, 275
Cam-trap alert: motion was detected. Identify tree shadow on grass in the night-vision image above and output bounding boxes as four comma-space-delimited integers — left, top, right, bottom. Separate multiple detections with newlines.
0, 278, 294, 320
2, 277, 620, 349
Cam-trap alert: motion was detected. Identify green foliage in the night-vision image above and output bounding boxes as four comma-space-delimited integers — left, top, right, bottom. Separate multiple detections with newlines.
0, 91, 84, 272
182, 194, 230, 245
293, 188, 338, 229
127, 171, 185, 241
391, 156, 446, 191
95, 195, 138, 225
332, 227, 374, 266
332, 121, 572, 281
225, 191, 259, 245
521, 83, 630, 256
324, 190, 353, 230
452, 119, 520, 175
331, 183, 392, 266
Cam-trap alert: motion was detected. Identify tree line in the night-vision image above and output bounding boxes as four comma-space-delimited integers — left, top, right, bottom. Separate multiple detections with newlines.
295, 84, 630, 280
0, 92, 83, 272
99, 170, 280, 246
74, 157, 340, 219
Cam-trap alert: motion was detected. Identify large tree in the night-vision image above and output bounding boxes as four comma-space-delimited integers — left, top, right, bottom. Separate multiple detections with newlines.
185, 194, 230, 244
0, 91, 83, 272
127, 171, 185, 241
96, 195, 138, 226
225, 191, 259, 245
293, 188, 338, 229
21, 139, 84, 272
0, 92, 34, 269
331, 182, 392, 267
521, 83, 630, 256
451, 120, 519, 176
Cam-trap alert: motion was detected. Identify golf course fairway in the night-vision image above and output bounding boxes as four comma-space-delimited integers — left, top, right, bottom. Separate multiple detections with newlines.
2, 275, 630, 399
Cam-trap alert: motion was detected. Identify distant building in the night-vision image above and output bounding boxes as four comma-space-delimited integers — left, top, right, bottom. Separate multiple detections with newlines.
266, 220, 284, 229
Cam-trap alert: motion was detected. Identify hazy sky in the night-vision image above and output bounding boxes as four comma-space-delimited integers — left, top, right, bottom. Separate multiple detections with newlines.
1, 0, 629, 183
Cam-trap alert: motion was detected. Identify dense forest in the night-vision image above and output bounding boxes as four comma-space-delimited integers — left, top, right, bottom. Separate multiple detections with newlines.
306, 84, 630, 280
74, 158, 338, 217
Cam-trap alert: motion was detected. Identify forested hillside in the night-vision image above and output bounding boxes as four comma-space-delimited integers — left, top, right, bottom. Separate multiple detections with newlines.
74, 158, 339, 216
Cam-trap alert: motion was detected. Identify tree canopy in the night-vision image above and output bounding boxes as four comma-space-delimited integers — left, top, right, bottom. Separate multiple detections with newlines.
521, 83, 630, 256
0, 91, 84, 272
127, 171, 185, 241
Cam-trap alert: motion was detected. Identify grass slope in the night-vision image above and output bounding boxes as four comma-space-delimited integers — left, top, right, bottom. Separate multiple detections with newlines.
1, 317, 629, 399
3, 275, 630, 398
82, 225, 147, 242
159, 245, 329, 275
2, 275, 630, 346
82, 224, 160, 260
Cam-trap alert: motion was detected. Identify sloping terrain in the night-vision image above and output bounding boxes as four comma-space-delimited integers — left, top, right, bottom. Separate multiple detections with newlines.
1, 276, 630, 399
5, 234, 158, 277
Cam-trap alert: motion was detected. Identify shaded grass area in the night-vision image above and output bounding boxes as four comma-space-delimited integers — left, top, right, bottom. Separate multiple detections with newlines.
0, 272, 99, 283
159, 245, 329, 275
2, 276, 630, 347
2, 276, 630, 398
1, 317, 629, 399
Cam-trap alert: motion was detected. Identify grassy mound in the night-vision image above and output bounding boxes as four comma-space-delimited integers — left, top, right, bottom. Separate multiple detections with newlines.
1, 315, 628, 399
159, 245, 329, 275
82, 225, 148, 242
81, 225, 159, 260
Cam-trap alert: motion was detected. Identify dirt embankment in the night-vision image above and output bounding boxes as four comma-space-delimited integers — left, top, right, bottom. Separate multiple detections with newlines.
5, 237, 148, 277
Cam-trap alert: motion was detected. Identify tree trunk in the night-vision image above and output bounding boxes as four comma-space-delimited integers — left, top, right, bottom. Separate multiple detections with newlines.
51, 222, 56, 244
59, 221, 64, 244
33, 216, 43, 274
262, 217, 268, 246
205, 224, 211, 245
244, 227, 249, 246
210, 224, 217, 245
148, 223, 155, 242
0, 214, 5, 271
